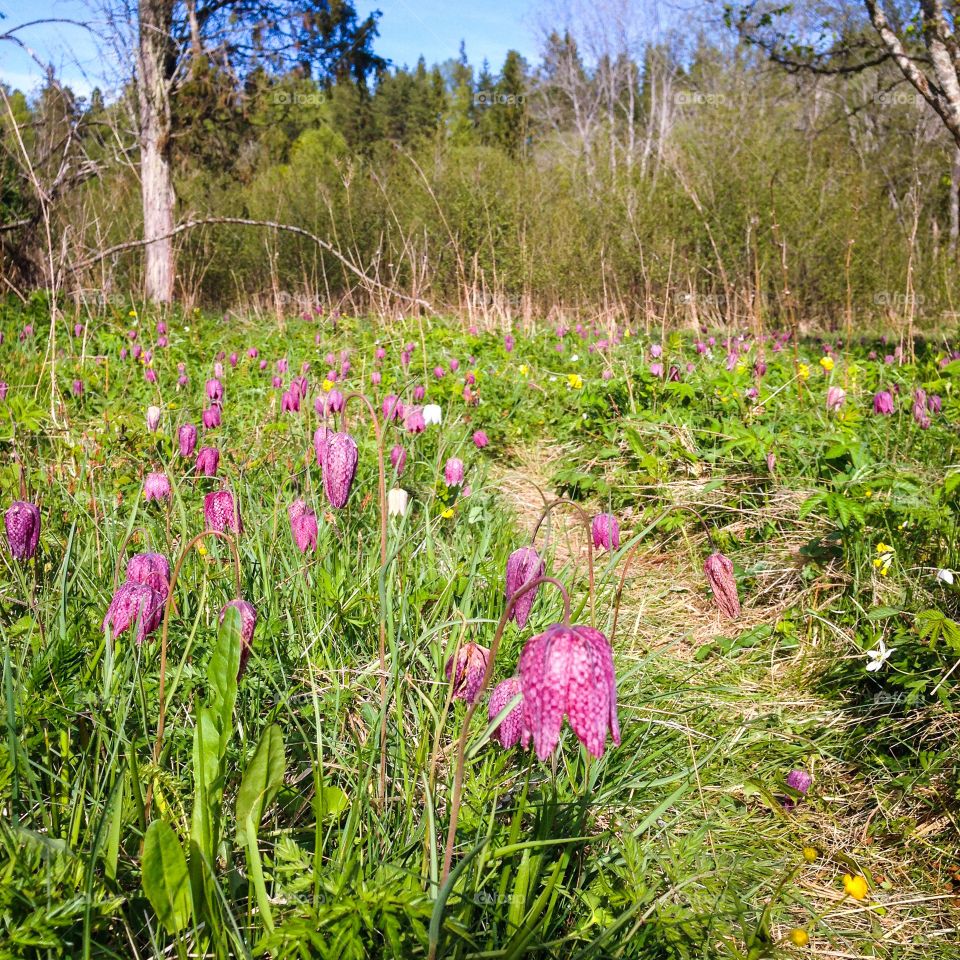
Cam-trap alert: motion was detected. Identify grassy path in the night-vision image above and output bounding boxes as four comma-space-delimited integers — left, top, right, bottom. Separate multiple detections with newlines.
490, 447, 959, 959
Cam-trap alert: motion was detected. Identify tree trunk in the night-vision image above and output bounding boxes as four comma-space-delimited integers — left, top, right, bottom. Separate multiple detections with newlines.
950, 146, 960, 261
138, 0, 176, 303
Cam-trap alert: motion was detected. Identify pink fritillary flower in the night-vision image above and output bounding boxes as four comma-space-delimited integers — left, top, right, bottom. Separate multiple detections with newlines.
5, 500, 40, 560
322, 432, 358, 509
591, 513, 620, 551
505, 546, 544, 629
204, 490, 242, 533
126, 552, 170, 600
144, 472, 171, 502
444, 641, 490, 705
219, 599, 258, 679
519, 622, 620, 760
102, 581, 164, 645
488, 676, 527, 749
288, 499, 319, 552
704, 552, 740, 619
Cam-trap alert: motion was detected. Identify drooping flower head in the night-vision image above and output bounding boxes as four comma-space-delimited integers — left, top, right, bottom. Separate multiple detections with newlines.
488, 676, 527, 749
382, 395, 404, 422
826, 386, 846, 412
423, 403, 443, 425
704, 551, 740, 619
390, 444, 407, 474
204, 490, 242, 533
146, 405, 162, 432
444, 457, 465, 487
5, 500, 40, 560
473, 430, 489, 449
505, 546, 545, 629
404, 406, 425, 434
102, 581, 164, 644
202, 404, 222, 429
179, 423, 198, 458
206, 378, 223, 402
873, 390, 894, 415
126, 552, 170, 600
144, 472, 171, 502
519, 622, 620, 760
444, 641, 491, 705
387, 487, 409, 516
591, 513, 620, 551
313, 426, 329, 468
219, 599, 257, 679
196, 446, 220, 477
288, 499, 319, 553
322, 431, 359, 509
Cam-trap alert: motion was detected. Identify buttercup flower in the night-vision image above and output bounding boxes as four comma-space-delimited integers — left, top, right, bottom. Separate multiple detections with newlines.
488, 676, 526, 749
126, 552, 170, 600
842, 874, 868, 900
204, 490, 242, 533
519, 622, 620, 760
704, 552, 740, 618
444, 641, 490, 704
592, 513, 620, 550
219, 599, 257, 679
144, 472, 171, 502
5, 500, 41, 560
322, 431, 359, 509
102, 581, 164, 644
505, 546, 545, 629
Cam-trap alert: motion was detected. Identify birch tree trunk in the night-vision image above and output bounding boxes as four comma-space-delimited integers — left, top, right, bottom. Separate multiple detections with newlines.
137, 0, 176, 303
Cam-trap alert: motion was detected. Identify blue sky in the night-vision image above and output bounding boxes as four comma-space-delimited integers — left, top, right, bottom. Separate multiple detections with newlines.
0, 0, 540, 97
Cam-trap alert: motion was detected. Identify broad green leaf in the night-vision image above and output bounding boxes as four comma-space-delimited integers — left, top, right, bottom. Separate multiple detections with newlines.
142, 820, 191, 933
316, 785, 349, 820
236, 724, 285, 846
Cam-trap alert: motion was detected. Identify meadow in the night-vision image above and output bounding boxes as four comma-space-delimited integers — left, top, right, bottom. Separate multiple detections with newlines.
1, 300, 958, 959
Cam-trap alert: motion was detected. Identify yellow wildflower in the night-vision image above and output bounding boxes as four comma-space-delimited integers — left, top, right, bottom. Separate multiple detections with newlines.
128, 309, 137, 317
322, 379, 334, 392
820, 356, 835, 372
519, 364, 529, 376
441, 507, 454, 519
788, 928, 810, 947
842, 874, 868, 900
197, 544, 208, 557
802, 846, 818, 863
798, 363, 810, 381
567, 373, 583, 390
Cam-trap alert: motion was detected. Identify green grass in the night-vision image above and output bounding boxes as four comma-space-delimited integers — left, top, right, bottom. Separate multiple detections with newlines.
0, 303, 957, 958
